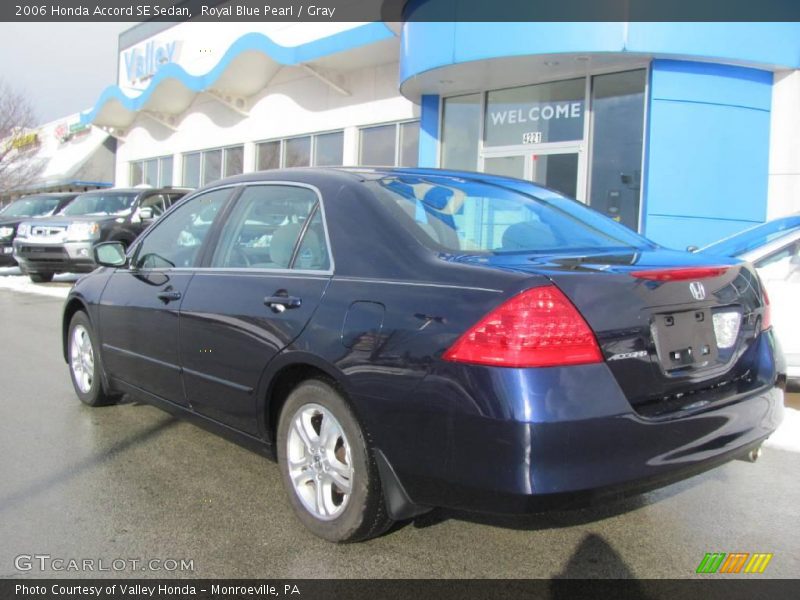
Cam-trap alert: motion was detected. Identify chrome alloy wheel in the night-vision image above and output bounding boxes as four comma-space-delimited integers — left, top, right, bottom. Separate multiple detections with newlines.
70, 324, 94, 394
286, 403, 353, 520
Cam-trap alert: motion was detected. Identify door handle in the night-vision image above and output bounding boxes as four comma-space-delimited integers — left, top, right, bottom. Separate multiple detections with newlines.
264, 293, 302, 313
157, 290, 182, 303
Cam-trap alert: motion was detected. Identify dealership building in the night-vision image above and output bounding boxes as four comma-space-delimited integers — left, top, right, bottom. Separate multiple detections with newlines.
79, 19, 800, 248
0, 113, 114, 204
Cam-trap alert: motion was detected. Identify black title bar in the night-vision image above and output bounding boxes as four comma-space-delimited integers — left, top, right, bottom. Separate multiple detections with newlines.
3, 0, 800, 22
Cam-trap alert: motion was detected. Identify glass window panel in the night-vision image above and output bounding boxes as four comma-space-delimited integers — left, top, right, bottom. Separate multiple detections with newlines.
139, 193, 167, 217
441, 94, 481, 170
313, 131, 344, 166
202, 149, 222, 185
130, 161, 143, 186
210, 185, 317, 269
183, 153, 201, 188
530, 153, 579, 199
368, 175, 649, 254
224, 146, 244, 177
360, 124, 396, 166
159, 156, 173, 187
257, 141, 281, 171
399, 122, 420, 167
136, 188, 230, 269
485, 78, 585, 146
484, 156, 525, 179
143, 159, 158, 187
589, 70, 646, 230
284, 136, 311, 168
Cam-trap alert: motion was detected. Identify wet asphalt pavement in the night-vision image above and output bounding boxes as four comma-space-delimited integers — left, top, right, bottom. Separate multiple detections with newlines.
1, 288, 799, 579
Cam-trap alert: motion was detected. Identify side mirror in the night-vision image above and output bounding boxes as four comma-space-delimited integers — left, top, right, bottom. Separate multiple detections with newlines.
93, 241, 127, 267
138, 206, 154, 221
686, 245, 699, 253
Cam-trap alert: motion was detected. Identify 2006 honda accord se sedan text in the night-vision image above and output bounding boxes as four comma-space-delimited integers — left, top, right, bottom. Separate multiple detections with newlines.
62, 168, 785, 542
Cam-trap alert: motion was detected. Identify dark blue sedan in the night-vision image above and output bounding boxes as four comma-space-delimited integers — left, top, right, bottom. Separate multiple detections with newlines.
62, 168, 784, 542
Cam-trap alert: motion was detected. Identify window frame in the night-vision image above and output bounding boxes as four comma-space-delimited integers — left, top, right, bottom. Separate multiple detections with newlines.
129, 155, 174, 187
181, 145, 245, 187
358, 120, 420, 168
256, 130, 345, 171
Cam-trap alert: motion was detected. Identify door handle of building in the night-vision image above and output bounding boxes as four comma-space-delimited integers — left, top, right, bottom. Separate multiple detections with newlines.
157, 290, 182, 303
264, 294, 302, 313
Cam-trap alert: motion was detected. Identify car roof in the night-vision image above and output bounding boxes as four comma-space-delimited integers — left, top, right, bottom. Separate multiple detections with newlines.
17, 192, 77, 198
193, 166, 550, 195
76, 187, 192, 196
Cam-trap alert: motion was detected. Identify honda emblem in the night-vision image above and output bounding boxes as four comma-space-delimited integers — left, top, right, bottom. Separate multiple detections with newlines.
689, 281, 706, 301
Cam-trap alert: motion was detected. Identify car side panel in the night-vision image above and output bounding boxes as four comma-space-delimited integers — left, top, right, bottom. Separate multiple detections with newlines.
179, 271, 330, 434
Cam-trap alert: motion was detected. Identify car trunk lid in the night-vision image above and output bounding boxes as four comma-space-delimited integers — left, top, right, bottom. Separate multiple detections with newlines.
454, 248, 770, 416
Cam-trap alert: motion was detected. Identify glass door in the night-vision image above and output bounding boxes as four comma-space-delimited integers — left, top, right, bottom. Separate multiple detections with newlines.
528, 150, 580, 199
482, 147, 582, 200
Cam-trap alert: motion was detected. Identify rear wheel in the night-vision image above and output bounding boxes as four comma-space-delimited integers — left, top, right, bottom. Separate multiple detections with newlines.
277, 379, 393, 542
29, 272, 54, 283
67, 311, 118, 407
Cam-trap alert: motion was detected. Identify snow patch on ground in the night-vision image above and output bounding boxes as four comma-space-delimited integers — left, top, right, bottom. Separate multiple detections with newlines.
765, 406, 800, 453
0, 267, 76, 299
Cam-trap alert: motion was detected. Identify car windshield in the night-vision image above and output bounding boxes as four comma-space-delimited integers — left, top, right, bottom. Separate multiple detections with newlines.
60, 192, 137, 216
1, 195, 63, 218
369, 175, 652, 254
699, 215, 800, 257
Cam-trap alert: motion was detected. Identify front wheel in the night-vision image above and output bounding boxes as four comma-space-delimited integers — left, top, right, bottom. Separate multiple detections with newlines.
29, 272, 54, 283
277, 380, 393, 542
67, 312, 118, 407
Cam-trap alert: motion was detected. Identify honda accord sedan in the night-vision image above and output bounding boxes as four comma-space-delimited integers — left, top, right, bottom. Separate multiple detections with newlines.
62, 168, 784, 542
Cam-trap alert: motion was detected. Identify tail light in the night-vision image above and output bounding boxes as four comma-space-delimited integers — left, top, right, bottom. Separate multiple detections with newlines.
630, 266, 729, 281
762, 285, 771, 331
443, 285, 602, 368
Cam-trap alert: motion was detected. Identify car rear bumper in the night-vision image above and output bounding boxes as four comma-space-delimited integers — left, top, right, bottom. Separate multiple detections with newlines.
433, 386, 781, 514
371, 331, 784, 515
13, 240, 96, 273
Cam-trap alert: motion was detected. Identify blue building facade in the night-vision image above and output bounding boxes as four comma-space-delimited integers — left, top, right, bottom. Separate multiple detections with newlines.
399, 21, 800, 248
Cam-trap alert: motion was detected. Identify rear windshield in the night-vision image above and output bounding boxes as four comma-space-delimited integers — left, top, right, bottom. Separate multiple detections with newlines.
1, 195, 63, 218
368, 175, 652, 254
700, 216, 800, 257
60, 192, 138, 216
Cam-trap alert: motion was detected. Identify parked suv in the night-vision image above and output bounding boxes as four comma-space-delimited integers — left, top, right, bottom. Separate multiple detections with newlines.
14, 187, 189, 282
0, 193, 78, 266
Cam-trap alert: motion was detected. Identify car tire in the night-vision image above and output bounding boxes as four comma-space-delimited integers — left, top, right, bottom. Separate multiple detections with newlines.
29, 272, 54, 283
277, 379, 394, 542
67, 311, 118, 407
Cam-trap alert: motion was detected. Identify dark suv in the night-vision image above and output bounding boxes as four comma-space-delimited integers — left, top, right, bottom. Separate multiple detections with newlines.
14, 187, 189, 282
0, 193, 78, 266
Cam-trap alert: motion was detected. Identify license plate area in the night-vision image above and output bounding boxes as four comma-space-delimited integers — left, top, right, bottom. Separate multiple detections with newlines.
651, 309, 718, 371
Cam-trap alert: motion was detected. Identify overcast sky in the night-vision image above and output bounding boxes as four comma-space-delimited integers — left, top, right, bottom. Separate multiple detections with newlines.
0, 23, 134, 125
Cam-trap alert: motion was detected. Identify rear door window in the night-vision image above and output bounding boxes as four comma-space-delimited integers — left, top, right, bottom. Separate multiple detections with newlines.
210, 185, 326, 270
